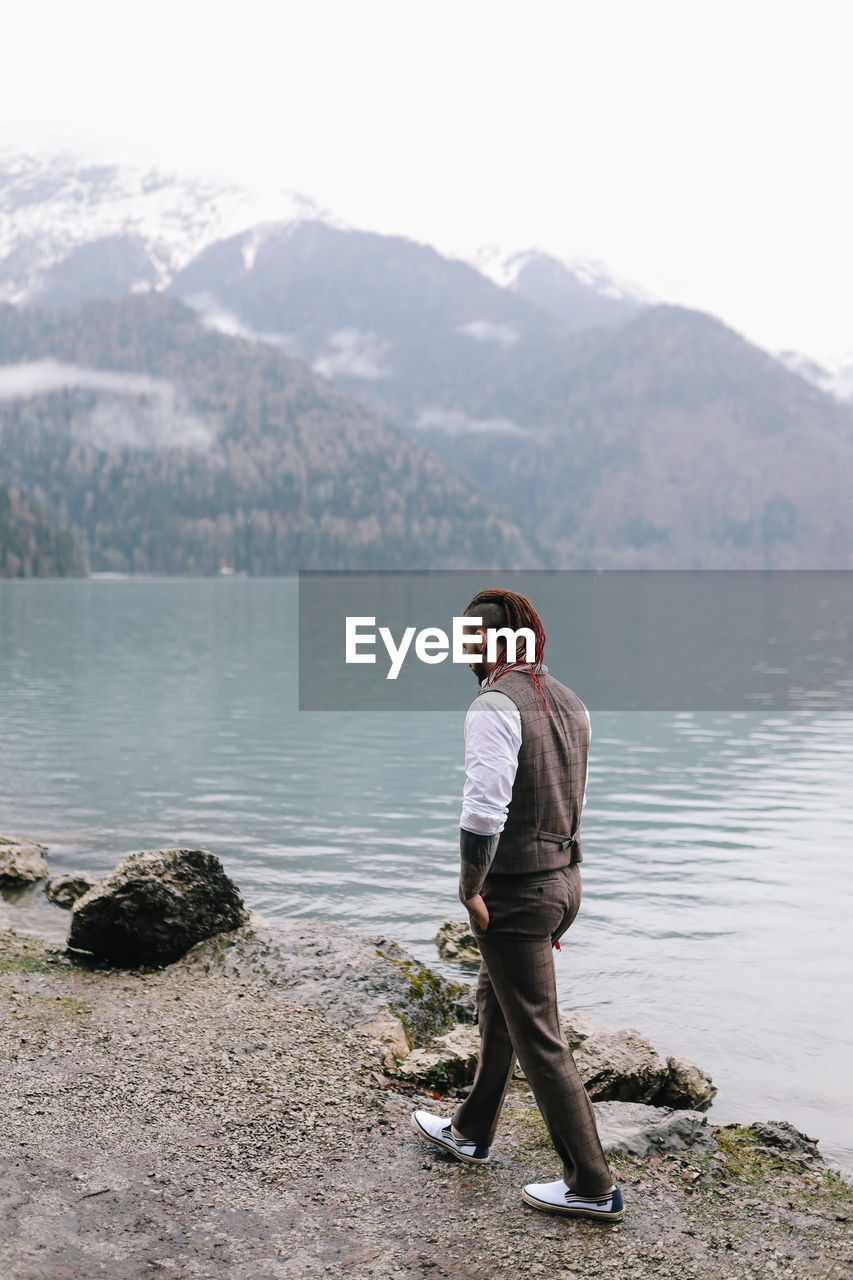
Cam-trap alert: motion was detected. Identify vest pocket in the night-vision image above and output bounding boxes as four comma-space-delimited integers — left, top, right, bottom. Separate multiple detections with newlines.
537, 829, 576, 851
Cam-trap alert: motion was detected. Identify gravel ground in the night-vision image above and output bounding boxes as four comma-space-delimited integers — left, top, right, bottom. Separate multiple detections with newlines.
1, 925, 851, 1280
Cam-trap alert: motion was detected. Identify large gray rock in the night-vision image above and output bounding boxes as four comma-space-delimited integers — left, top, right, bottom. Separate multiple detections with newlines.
559, 1009, 612, 1048
750, 1120, 821, 1160
0, 837, 50, 885
44, 872, 97, 909
574, 1026, 670, 1103
435, 919, 481, 965
557, 1010, 716, 1111
397, 1024, 481, 1087
594, 1100, 718, 1157
67, 848, 249, 966
654, 1055, 717, 1111
179, 914, 475, 1042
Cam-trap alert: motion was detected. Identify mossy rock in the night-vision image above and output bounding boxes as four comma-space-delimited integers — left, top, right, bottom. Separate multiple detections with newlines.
180, 918, 474, 1043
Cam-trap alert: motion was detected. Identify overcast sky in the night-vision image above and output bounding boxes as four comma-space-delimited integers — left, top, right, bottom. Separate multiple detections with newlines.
4, 0, 852, 363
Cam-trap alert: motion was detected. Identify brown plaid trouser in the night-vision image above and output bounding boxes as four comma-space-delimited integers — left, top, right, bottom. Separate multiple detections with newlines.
451, 863, 614, 1196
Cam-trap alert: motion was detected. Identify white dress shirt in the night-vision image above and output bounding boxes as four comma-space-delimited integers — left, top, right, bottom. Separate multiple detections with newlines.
459, 665, 590, 836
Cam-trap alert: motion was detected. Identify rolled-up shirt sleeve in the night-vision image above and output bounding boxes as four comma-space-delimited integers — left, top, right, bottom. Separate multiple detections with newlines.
459, 691, 522, 836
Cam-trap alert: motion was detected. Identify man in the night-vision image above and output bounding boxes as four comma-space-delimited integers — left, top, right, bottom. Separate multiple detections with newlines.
412, 588, 623, 1223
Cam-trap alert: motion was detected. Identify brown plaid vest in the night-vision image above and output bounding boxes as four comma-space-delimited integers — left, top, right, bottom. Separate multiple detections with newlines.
485, 668, 590, 875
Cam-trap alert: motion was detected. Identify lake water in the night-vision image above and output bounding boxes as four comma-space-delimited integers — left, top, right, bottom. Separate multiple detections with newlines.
2, 577, 851, 1175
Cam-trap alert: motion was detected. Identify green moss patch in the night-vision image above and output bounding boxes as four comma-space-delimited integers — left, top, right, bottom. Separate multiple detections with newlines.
376, 947, 472, 1042
695, 1124, 853, 1207
0, 930, 68, 975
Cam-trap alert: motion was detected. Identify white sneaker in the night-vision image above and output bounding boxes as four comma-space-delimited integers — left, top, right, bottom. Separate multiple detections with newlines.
411, 1110, 490, 1164
522, 1177, 624, 1221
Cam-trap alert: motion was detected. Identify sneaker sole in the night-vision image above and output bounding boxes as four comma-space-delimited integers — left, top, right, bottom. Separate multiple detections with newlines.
410, 1113, 490, 1164
521, 1187, 624, 1221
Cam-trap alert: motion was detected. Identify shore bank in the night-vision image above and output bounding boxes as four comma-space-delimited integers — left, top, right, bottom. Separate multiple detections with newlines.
1, 921, 851, 1280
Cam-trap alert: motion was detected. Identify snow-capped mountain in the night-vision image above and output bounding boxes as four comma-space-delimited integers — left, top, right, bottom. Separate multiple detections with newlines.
0, 147, 341, 306
1, 147, 653, 332
461, 244, 651, 329
465, 243, 649, 299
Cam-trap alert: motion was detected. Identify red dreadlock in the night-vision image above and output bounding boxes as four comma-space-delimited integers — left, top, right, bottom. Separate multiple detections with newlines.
464, 588, 549, 710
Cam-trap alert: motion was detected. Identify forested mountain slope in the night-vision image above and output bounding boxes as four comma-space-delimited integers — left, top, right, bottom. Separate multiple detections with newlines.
0, 295, 550, 574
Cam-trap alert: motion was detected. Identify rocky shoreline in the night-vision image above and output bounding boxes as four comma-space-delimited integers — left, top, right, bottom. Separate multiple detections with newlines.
1, 841, 851, 1279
